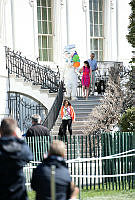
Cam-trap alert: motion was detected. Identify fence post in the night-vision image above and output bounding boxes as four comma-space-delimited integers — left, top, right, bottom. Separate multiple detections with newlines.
77, 136, 81, 200
51, 165, 56, 200
132, 132, 135, 188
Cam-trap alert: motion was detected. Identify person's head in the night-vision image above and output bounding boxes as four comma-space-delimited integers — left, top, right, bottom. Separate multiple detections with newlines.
1, 117, 18, 137
48, 140, 65, 158
84, 61, 90, 68
32, 114, 41, 125
90, 53, 95, 60
63, 99, 71, 108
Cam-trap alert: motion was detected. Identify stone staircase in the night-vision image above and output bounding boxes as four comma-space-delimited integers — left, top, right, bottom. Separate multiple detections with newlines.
51, 95, 103, 135
9, 74, 57, 110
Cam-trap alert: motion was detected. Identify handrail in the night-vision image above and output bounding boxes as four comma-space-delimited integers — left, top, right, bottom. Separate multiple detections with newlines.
5, 47, 60, 93
43, 81, 64, 131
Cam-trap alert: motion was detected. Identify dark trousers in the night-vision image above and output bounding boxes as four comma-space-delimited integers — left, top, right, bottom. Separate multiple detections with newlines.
62, 119, 72, 136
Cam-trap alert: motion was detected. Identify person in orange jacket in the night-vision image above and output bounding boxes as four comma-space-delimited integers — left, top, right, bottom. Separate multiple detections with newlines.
60, 100, 75, 136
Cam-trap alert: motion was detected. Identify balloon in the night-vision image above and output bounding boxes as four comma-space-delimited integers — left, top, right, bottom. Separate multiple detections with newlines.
73, 62, 80, 68
73, 51, 77, 56
73, 55, 79, 62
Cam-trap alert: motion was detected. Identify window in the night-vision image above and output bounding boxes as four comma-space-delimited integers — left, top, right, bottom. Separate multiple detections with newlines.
37, 0, 53, 61
89, 0, 104, 60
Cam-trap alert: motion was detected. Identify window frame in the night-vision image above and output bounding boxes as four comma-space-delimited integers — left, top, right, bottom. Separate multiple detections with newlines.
37, 0, 53, 62
89, 0, 104, 61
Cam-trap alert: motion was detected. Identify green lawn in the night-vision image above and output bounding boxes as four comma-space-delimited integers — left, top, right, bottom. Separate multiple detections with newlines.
81, 189, 135, 199
28, 191, 35, 200
28, 189, 135, 200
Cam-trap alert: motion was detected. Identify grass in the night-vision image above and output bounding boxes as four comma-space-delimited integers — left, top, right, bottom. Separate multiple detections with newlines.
81, 189, 135, 199
28, 189, 135, 200
28, 191, 36, 200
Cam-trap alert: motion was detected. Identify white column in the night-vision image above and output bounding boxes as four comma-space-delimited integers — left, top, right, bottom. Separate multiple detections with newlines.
0, 0, 9, 120
66, 0, 69, 45
104, 0, 117, 61
82, 0, 89, 58
110, 0, 113, 60
59, 0, 65, 67
116, 0, 119, 61
104, 0, 110, 60
29, 0, 38, 59
10, 0, 15, 50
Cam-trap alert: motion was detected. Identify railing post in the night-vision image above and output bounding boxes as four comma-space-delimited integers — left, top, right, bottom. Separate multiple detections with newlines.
51, 165, 56, 200
132, 132, 135, 188
77, 136, 81, 200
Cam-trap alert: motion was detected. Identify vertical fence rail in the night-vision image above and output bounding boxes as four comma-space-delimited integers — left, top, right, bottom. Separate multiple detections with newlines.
24, 132, 134, 191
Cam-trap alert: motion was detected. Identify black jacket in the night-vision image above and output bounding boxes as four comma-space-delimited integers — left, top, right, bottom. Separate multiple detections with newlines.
31, 156, 72, 200
26, 124, 50, 137
0, 136, 33, 200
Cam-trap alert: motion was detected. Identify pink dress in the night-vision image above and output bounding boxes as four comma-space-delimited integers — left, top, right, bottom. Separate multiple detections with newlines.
81, 66, 90, 87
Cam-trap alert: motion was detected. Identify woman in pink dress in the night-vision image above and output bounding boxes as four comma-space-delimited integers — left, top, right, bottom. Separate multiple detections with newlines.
79, 61, 92, 99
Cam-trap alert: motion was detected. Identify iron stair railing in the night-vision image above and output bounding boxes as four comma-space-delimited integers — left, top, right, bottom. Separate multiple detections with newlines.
43, 81, 64, 131
5, 47, 60, 93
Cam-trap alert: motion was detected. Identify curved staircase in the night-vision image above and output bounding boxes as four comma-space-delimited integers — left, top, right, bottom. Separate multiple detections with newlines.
9, 74, 57, 110
5, 47, 60, 110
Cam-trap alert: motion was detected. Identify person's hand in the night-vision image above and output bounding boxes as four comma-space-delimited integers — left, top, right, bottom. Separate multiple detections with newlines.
15, 127, 22, 138
91, 79, 92, 84
70, 182, 79, 199
43, 153, 48, 159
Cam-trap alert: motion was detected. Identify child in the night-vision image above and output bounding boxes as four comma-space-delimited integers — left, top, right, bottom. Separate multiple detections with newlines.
79, 61, 92, 99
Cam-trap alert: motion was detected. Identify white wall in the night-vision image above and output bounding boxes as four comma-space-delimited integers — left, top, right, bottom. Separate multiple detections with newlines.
118, 0, 132, 65
104, 0, 132, 64
12, 0, 38, 60
67, 0, 86, 62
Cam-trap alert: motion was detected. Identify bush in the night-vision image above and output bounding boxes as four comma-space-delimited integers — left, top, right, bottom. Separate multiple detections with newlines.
119, 107, 135, 132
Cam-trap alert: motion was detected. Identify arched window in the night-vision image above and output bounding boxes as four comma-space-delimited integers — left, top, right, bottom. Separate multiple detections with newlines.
89, 0, 104, 60
37, 0, 53, 61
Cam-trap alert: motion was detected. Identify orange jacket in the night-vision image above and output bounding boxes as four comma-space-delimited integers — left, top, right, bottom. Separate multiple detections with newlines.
61, 106, 75, 121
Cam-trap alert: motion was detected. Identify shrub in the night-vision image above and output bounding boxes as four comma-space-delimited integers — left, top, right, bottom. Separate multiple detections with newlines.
119, 107, 135, 132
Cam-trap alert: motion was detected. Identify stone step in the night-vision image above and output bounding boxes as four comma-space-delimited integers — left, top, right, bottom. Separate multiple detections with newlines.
51, 130, 85, 135
73, 108, 93, 112
55, 121, 87, 126
72, 104, 99, 109
71, 100, 102, 105
76, 95, 103, 100
52, 124, 86, 131
57, 112, 91, 118
76, 112, 91, 117
53, 126, 85, 132
56, 116, 89, 122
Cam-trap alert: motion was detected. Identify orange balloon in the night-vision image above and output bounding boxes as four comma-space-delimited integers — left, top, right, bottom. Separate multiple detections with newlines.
73, 62, 80, 68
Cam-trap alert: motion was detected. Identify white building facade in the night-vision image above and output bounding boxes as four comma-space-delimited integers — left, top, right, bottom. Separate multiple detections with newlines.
0, 0, 133, 120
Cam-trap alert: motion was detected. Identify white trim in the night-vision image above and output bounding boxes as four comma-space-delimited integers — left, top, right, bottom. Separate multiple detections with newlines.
116, 0, 119, 61
10, 0, 15, 50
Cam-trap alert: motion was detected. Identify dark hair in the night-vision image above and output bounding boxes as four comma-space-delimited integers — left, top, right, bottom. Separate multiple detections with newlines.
91, 53, 95, 56
1, 118, 17, 137
32, 114, 41, 123
63, 99, 71, 106
84, 61, 90, 69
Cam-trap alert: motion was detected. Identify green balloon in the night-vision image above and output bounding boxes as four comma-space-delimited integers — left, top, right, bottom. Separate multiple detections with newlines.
73, 55, 79, 62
